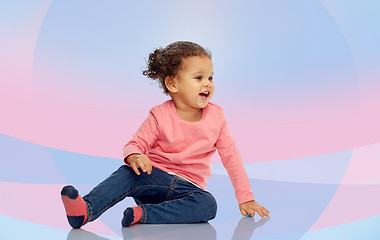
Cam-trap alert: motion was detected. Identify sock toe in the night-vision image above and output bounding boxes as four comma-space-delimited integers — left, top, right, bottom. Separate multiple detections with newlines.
122, 208, 134, 227
61, 185, 78, 199
122, 207, 142, 227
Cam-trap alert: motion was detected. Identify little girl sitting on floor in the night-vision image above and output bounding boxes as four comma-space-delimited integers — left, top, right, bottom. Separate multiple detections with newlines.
61, 41, 270, 229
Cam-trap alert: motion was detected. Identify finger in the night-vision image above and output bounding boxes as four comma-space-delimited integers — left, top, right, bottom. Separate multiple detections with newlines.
146, 162, 152, 175
257, 210, 265, 218
257, 208, 270, 218
255, 207, 265, 218
264, 209, 271, 218
253, 202, 270, 218
263, 207, 270, 214
247, 209, 256, 218
261, 207, 270, 217
144, 157, 152, 174
134, 155, 148, 173
239, 208, 248, 216
137, 160, 147, 173
131, 162, 140, 175
139, 155, 152, 175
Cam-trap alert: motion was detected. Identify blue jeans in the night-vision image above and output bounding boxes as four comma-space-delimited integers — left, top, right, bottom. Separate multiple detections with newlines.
82, 165, 217, 224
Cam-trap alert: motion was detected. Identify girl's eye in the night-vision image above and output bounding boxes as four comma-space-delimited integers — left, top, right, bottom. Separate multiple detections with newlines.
195, 76, 202, 80
209, 76, 213, 81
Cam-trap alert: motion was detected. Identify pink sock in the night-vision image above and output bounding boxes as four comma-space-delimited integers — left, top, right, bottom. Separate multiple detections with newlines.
61, 185, 88, 229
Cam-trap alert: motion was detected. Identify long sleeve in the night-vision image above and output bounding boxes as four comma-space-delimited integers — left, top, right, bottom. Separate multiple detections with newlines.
123, 110, 159, 162
215, 119, 254, 205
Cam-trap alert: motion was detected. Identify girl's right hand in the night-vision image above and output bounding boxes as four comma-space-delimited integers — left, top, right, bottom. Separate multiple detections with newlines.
126, 154, 152, 175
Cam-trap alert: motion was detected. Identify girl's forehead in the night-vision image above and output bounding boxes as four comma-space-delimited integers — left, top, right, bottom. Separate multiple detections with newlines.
181, 56, 213, 71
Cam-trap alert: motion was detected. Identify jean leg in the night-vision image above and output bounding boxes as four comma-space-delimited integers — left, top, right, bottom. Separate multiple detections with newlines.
83, 165, 176, 223
140, 178, 218, 224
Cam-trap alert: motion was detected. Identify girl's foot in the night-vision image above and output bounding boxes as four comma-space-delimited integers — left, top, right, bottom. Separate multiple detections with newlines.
61, 185, 88, 229
122, 206, 142, 227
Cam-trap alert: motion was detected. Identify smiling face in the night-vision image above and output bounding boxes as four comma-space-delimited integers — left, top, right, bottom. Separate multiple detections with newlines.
166, 56, 214, 114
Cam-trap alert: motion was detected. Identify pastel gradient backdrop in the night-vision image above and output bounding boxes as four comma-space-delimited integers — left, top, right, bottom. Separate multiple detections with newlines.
1, 0, 380, 239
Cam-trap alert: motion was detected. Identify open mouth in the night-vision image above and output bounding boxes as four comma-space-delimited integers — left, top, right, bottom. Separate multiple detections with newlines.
199, 91, 209, 100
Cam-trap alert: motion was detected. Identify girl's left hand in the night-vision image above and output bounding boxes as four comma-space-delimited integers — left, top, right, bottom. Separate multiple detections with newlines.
239, 200, 270, 218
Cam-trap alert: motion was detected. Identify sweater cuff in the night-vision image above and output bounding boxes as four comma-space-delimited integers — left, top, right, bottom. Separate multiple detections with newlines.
236, 191, 255, 205
123, 146, 143, 164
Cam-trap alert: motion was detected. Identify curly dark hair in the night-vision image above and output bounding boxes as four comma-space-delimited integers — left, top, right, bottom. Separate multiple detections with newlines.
143, 41, 212, 94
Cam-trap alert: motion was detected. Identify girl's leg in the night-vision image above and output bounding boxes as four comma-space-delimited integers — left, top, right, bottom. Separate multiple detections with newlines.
83, 166, 180, 222
131, 177, 218, 224
62, 166, 178, 228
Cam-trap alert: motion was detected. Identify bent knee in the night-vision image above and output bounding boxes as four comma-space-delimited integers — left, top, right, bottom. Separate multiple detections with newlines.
207, 193, 217, 220
196, 192, 217, 222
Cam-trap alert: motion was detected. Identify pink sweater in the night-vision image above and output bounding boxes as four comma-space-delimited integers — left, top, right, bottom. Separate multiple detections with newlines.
123, 100, 254, 204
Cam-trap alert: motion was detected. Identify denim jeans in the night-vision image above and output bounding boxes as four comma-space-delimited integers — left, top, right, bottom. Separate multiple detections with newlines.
82, 165, 217, 224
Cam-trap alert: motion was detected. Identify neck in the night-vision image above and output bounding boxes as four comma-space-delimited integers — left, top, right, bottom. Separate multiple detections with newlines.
172, 100, 202, 122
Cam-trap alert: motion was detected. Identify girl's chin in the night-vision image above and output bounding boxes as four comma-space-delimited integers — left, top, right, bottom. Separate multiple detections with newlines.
197, 101, 209, 108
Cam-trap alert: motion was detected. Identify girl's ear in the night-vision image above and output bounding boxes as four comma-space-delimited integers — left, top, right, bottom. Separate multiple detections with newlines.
165, 76, 178, 93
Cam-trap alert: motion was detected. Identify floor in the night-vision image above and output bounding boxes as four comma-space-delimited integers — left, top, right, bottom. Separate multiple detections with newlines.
1, 1, 380, 239
1, 133, 380, 240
